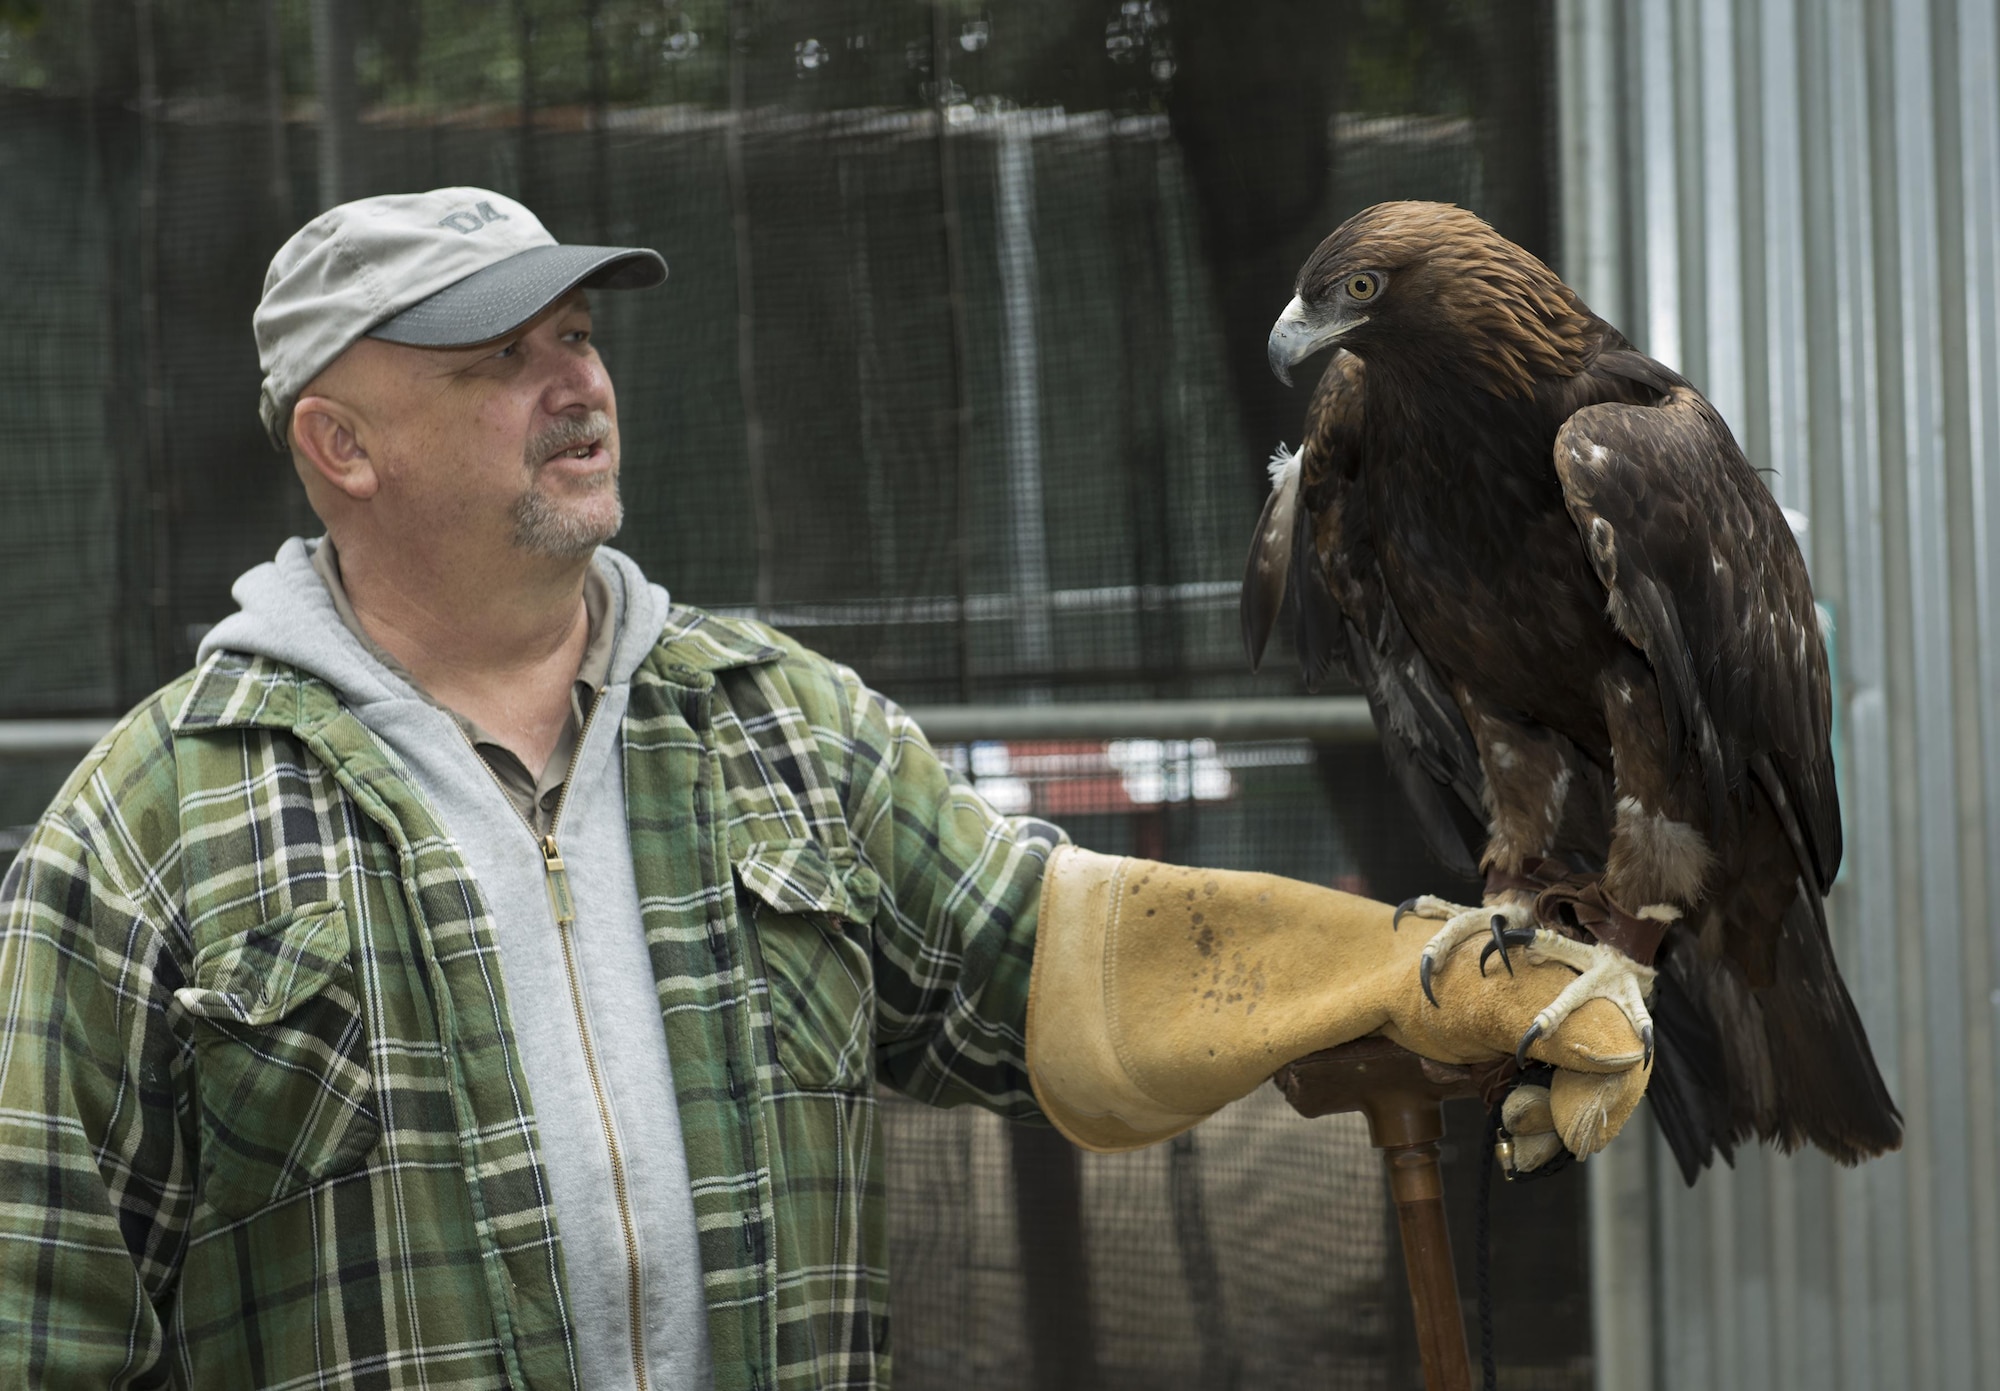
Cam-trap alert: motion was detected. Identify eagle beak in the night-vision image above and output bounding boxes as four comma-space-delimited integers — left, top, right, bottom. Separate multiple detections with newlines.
1267, 295, 1352, 387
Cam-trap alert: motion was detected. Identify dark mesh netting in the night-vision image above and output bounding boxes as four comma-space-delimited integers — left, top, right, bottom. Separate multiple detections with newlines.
1, 2, 1589, 1385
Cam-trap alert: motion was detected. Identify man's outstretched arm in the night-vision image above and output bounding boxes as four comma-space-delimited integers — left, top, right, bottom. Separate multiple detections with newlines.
822, 661, 1646, 1152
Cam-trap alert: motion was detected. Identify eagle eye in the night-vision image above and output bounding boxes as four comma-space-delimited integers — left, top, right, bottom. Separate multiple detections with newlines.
1344, 272, 1382, 302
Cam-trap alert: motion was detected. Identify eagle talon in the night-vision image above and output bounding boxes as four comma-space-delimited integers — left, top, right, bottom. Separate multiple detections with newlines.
1478, 913, 1535, 977
1393, 894, 1456, 932
1515, 1020, 1544, 1068
1513, 928, 1659, 1064
1414, 899, 1536, 1006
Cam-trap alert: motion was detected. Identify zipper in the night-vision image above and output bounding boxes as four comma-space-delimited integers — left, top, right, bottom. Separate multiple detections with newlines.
459, 690, 651, 1391
540, 835, 577, 926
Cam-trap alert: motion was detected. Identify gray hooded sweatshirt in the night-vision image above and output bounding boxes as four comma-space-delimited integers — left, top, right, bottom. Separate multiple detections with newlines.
201, 538, 714, 1391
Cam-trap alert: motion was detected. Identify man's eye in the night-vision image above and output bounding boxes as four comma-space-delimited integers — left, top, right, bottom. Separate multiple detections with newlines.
491, 341, 520, 359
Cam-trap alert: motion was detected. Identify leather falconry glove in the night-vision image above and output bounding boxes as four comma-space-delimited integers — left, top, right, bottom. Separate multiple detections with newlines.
1026, 846, 1651, 1157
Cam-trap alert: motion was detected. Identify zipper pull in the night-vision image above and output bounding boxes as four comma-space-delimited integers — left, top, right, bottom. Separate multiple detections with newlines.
541, 835, 577, 928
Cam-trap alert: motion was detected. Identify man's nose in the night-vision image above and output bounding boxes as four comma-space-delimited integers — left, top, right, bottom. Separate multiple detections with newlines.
543, 347, 613, 414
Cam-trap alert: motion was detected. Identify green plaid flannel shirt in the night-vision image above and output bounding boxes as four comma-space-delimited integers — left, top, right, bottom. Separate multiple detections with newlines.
0, 606, 1063, 1390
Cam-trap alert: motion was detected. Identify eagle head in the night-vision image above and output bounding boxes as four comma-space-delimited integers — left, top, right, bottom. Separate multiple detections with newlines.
1267, 201, 1593, 397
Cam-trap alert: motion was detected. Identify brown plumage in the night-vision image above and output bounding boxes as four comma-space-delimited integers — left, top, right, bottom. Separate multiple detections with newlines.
1245, 201, 1899, 1181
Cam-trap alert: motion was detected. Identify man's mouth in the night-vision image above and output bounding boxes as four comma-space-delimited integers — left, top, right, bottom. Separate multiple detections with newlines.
546, 438, 603, 464
529, 411, 616, 471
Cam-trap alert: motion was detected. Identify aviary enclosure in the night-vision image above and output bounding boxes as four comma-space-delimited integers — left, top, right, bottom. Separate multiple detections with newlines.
16, 1, 1995, 1387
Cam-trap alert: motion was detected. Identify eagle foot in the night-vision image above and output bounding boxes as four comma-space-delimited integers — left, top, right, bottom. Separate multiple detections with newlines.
1510, 930, 1657, 1068
1401, 898, 1541, 1008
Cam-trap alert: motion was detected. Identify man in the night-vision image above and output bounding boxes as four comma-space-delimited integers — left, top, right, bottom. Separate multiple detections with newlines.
0, 189, 1646, 1390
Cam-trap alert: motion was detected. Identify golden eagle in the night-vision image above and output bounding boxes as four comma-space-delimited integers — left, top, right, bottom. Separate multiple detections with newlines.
1244, 201, 1900, 1180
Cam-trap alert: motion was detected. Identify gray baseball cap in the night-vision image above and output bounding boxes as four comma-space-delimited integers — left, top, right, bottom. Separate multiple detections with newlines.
254, 187, 666, 448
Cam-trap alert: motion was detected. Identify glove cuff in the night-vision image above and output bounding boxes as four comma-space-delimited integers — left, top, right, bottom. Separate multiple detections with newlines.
1026, 847, 1215, 1151
1026, 846, 1404, 1152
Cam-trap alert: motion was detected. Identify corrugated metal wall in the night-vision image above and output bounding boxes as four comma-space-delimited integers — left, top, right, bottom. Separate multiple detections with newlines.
1555, 1, 2000, 1388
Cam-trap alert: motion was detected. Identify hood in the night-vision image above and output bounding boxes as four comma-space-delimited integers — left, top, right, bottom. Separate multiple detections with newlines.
198, 537, 671, 706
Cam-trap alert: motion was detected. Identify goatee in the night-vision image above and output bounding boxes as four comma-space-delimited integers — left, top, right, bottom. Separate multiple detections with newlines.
514, 410, 623, 558
511, 479, 623, 559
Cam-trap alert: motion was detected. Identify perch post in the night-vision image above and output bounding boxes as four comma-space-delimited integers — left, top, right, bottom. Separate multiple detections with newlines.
1274, 1037, 1484, 1391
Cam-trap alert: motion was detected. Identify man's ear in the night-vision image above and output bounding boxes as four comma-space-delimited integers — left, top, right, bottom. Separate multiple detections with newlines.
291, 396, 379, 500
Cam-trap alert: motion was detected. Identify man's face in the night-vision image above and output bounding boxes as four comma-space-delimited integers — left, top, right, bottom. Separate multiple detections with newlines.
334, 291, 623, 562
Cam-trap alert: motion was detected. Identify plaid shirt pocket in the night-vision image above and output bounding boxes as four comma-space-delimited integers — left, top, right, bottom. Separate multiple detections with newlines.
173, 898, 380, 1221
736, 838, 879, 1092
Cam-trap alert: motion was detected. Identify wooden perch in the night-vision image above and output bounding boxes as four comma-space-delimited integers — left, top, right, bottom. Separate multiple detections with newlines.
1274, 1037, 1486, 1391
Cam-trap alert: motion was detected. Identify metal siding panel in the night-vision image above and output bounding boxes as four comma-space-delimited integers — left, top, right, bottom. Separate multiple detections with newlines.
1730, 1152, 1773, 1391
1734, 1, 1772, 494
1758, 0, 1811, 517
1672, 0, 1709, 389
1581, 1, 1624, 326
1698, 0, 1747, 427
1956, 0, 2000, 1381
1559, 0, 2000, 1382
1557, 0, 1591, 303
1861, 0, 1929, 1376
1888, 0, 1978, 1383
1728, 5, 1776, 1383
1655, 1129, 1713, 1391
1707, 1165, 1743, 1391
1826, 3, 1910, 1384
1616, 0, 1650, 347
1558, 0, 1626, 325
1766, 1154, 1802, 1391
1567, 0, 2000, 1377
1752, 15, 1814, 1387
1789, 1154, 1838, 1391
1637, 0, 1682, 371
1588, 1117, 1656, 1391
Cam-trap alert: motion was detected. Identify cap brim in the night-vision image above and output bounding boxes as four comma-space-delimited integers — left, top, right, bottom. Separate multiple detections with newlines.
367, 243, 667, 347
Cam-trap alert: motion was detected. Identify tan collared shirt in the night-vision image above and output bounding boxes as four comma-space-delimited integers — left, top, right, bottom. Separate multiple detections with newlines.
311, 538, 615, 835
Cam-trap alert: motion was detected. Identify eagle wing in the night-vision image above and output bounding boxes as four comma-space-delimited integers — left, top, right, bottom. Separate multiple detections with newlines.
1554, 356, 1898, 1173
1242, 350, 1487, 879
1555, 356, 1838, 881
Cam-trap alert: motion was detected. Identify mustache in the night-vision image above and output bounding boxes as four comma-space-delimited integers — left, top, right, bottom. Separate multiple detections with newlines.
526, 411, 614, 467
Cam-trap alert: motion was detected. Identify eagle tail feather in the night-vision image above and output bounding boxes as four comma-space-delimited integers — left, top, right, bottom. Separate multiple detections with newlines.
1645, 965, 1740, 1185
1746, 753, 1901, 1158
1755, 885, 1903, 1162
